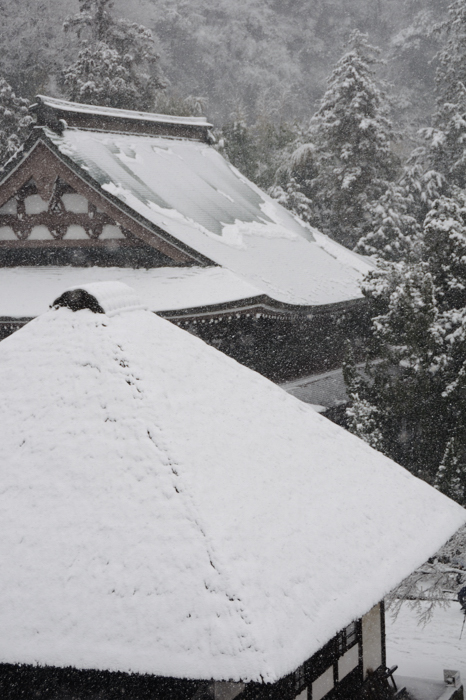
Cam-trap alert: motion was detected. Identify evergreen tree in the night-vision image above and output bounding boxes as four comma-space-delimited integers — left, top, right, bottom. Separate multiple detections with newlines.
355, 181, 417, 261
269, 141, 318, 222
219, 116, 296, 190
218, 119, 259, 183
0, 76, 33, 166
269, 177, 313, 223
345, 193, 466, 498
422, 194, 466, 309
308, 31, 399, 249
62, 0, 166, 110
344, 260, 450, 482
401, 0, 466, 215
435, 436, 466, 504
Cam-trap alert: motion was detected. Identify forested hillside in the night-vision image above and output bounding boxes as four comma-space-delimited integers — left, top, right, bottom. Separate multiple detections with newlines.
0, 0, 448, 125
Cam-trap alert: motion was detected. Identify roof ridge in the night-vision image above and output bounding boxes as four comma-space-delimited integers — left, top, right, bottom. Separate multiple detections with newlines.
124, 341, 272, 674
31, 95, 213, 129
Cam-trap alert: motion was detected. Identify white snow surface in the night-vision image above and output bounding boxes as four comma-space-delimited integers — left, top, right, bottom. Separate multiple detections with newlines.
0, 266, 261, 318
387, 603, 466, 682
46, 127, 375, 306
0, 297, 464, 683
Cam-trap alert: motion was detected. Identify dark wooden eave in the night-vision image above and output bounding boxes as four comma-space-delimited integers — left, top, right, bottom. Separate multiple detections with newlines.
0, 130, 215, 267
160, 294, 366, 322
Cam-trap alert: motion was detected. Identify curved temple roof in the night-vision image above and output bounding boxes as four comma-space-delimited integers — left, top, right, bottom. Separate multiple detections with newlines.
0, 283, 463, 683
38, 122, 375, 307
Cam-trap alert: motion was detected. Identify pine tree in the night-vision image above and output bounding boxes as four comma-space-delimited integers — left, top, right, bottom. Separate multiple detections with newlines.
308, 30, 399, 249
0, 76, 33, 166
355, 181, 418, 261
62, 0, 166, 111
401, 0, 466, 212
422, 194, 466, 310
269, 177, 313, 223
220, 116, 296, 190
218, 119, 259, 183
269, 141, 318, 224
344, 259, 451, 482
435, 436, 466, 504
345, 189, 466, 491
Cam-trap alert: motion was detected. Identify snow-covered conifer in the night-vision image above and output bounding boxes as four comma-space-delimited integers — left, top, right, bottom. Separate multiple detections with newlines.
345, 261, 450, 482
309, 31, 399, 249
269, 142, 318, 223
355, 182, 418, 261
219, 119, 259, 183
0, 76, 33, 166
62, 0, 166, 111
435, 436, 466, 504
403, 0, 466, 208
269, 177, 313, 223
422, 194, 466, 310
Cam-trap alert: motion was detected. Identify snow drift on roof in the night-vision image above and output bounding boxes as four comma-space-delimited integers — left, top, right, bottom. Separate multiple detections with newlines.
0, 289, 463, 683
0, 266, 261, 318
45, 127, 375, 306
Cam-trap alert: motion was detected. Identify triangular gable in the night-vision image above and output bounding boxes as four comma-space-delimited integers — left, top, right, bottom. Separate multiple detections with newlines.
0, 177, 127, 242
0, 135, 212, 266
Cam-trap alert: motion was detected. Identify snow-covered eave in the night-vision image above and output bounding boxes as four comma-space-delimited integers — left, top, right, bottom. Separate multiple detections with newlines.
0, 296, 365, 327
0, 129, 215, 268
159, 292, 367, 321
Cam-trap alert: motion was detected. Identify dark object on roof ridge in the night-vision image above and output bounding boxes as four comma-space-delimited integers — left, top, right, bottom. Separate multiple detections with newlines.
53, 288, 105, 314
30, 96, 213, 142
52, 281, 145, 317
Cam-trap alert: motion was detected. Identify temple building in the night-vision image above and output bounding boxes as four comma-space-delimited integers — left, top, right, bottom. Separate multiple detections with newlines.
0, 95, 374, 386
0, 281, 463, 700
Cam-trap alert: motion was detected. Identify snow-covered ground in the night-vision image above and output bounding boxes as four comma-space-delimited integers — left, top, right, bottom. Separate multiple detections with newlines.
387, 602, 466, 682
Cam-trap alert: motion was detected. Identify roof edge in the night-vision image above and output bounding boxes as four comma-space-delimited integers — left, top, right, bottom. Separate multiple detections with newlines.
31, 96, 214, 142
158, 295, 367, 320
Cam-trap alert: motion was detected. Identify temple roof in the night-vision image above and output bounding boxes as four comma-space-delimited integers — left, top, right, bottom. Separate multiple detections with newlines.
0, 283, 463, 683
0, 95, 376, 312
41, 123, 375, 306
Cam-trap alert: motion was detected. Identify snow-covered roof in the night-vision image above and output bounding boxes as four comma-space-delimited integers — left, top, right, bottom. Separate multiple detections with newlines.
0, 266, 260, 318
0, 283, 464, 683
40, 125, 375, 307
33, 95, 213, 128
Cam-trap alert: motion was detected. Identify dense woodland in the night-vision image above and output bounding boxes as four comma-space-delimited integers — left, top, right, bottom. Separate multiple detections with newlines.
2, 0, 466, 551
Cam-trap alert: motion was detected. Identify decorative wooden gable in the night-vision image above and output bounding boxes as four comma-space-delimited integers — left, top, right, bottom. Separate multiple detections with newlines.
0, 138, 212, 267
0, 177, 126, 243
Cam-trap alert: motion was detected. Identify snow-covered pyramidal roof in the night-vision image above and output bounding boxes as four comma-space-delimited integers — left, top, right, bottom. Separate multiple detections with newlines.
0, 283, 464, 683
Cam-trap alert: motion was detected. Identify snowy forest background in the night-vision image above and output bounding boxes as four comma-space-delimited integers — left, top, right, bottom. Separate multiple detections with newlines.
2, 0, 466, 608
